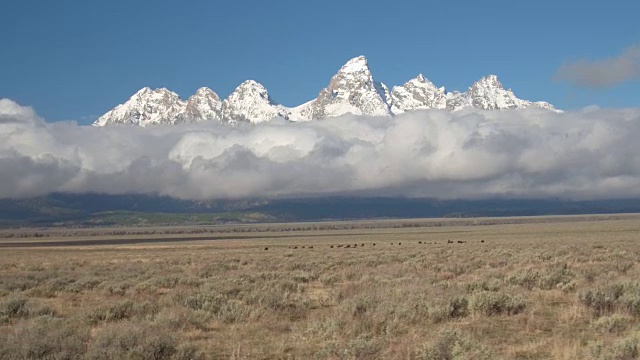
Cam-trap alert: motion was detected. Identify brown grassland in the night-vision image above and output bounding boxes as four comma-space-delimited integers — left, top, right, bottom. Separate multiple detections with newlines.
2, 215, 640, 359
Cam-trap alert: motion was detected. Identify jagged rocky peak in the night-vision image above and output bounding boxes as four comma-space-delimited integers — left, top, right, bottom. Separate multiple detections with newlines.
445, 74, 559, 111
472, 74, 503, 89
466, 74, 522, 110
93, 87, 185, 127
335, 55, 371, 76
446, 75, 516, 111
470, 75, 558, 111
291, 55, 392, 120
193, 86, 221, 100
327, 56, 379, 93
178, 87, 223, 123
132, 86, 151, 97
390, 74, 447, 114
530, 101, 558, 111
129, 87, 182, 105
94, 56, 560, 126
137, 87, 181, 102
221, 80, 290, 124
407, 73, 431, 85
228, 80, 271, 101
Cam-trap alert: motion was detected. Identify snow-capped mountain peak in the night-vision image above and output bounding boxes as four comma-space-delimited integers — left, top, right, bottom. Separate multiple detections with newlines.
178, 87, 222, 124
339, 55, 370, 74
390, 74, 447, 114
194, 86, 220, 98
94, 87, 185, 127
131, 87, 179, 103
474, 74, 503, 89
331, 55, 377, 88
133, 87, 152, 96
94, 56, 559, 126
230, 80, 270, 100
465, 74, 522, 110
221, 80, 290, 124
444, 74, 559, 111
290, 55, 392, 120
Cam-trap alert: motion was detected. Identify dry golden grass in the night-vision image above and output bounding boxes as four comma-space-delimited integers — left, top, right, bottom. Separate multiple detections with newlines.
2, 215, 640, 359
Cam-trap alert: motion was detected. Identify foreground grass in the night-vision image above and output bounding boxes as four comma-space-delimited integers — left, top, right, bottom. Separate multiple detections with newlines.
2, 217, 640, 359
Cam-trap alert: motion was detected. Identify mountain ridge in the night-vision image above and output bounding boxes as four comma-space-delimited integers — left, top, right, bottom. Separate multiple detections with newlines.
95, 56, 559, 127
3, 193, 640, 228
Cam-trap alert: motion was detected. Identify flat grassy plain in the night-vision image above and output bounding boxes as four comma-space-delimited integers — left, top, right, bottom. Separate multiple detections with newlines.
2, 215, 640, 359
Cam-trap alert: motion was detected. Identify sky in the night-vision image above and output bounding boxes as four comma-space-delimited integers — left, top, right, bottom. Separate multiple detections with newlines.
1, 0, 639, 124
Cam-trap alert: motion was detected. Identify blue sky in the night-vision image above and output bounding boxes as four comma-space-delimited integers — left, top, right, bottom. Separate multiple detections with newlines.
1, 0, 639, 124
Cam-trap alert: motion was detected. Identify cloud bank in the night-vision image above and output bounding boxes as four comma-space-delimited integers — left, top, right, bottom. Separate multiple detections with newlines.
1, 99, 640, 200
0, 99, 43, 125
556, 45, 640, 88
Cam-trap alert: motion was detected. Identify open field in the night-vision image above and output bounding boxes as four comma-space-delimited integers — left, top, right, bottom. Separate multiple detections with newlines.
2, 215, 640, 359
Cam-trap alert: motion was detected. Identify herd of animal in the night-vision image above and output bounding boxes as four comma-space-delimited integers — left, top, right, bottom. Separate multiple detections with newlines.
263, 239, 485, 251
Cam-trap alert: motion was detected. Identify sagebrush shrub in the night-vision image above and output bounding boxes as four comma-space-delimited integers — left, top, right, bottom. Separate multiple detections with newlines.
469, 291, 526, 316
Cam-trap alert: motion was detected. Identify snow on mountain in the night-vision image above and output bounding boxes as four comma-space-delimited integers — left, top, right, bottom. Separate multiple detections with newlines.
221, 80, 290, 124
446, 75, 558, 112
93, 87, 186, 127
452, 75, 523, 110
444, 91, 470, 112
390, 74, 447, 114
94, 81, 288, 127
177, 87, 223, 124
289, 56, 392, 121
529, 101, 558, 111
94, 57, 558, 127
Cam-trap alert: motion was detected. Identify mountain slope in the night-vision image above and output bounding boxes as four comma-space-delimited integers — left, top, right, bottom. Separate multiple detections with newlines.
94, 88, 186, 127
221, 80, 290, 124
390, 74, 447, 114
290, 56, 392, 121
177, 87, 223, 124
446, 75, 557, 111
3, 193, 640, 227
94, 56, 558, 126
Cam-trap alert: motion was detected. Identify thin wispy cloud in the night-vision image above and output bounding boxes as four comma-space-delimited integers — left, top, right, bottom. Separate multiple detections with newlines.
1, 98, 640, 200
555, 45, 640, 88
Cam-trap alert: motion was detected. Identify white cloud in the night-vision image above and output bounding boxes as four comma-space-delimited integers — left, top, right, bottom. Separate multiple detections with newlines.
0, 99, 43, 125
556, 45, 640, 88
1, 98, 640, 200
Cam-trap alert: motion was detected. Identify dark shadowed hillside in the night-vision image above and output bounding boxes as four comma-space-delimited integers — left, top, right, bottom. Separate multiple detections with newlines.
2, 194, 640, 228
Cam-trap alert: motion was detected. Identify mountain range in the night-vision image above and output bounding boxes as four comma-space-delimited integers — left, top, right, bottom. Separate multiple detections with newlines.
3, 193, 640, 228
94, 56, 558, 127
